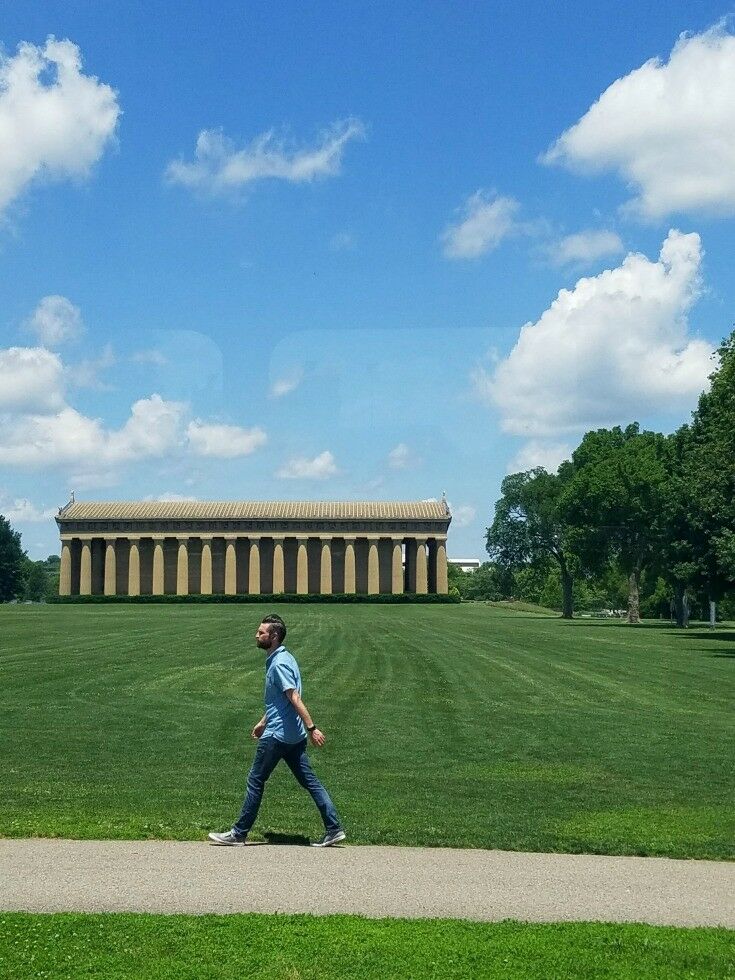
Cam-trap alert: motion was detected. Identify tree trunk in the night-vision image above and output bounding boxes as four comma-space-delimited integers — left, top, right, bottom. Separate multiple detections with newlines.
673, 580, 686, 628
560, 565, 574, 619
627, 569, 640, 624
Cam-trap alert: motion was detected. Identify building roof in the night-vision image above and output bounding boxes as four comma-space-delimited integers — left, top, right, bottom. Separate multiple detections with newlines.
57, 499, 451, 522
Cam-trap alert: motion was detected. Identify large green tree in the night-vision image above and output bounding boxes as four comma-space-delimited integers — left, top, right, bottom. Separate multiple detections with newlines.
22, 560, 51, 602
560, 424, 669, 624
487, 465, 578, 618
0, 515, 25, 602
675, 331, 735, 605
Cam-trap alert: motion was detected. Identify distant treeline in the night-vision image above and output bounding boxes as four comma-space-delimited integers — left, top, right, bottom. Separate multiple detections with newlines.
466, 331, 735, 624
0, 528, 59, 603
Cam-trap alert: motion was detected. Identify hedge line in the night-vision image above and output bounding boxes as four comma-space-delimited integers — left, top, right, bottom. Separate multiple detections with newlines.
48, 592, 459, 605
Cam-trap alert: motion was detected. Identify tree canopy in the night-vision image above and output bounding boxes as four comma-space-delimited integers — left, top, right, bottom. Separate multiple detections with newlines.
0, 516, 25, 602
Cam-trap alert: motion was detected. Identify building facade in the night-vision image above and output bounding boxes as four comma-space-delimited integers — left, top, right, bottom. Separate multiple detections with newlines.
56, 499, 451, 597
448, 558, 481, 573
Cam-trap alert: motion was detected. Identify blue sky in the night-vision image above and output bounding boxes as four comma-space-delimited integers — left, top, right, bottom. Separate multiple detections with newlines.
1, 1, 734, 559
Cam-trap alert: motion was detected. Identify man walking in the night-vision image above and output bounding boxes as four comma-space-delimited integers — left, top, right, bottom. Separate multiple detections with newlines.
209, 614, 346, 847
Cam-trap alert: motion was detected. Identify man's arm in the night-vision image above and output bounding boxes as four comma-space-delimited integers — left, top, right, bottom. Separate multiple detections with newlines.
285, 689, 326, 747
251, 713, 267, 739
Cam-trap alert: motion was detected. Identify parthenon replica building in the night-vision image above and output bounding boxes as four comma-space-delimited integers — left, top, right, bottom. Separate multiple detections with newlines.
56, 499, 451, 596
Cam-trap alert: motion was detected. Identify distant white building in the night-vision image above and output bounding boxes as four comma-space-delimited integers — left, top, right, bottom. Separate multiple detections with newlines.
448, 558, 481, 573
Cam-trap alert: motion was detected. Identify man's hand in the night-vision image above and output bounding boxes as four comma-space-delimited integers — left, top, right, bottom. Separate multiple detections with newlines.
309, 728, 326, 748
251, 721, 266, 740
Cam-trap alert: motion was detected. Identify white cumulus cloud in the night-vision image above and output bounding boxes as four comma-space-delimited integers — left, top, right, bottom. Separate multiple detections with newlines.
0, 395, 187, 468
545, 230, 624, 267
506, 441, 573, 474
276, 450, 338, 480
0, 494, 55, 523
449, 504, 476, 528
442, 191, 520, 259
0, 347, 65, 413
0, 37, 119, 218
166, 118, 365, 194
0, 342, 268, 479
24, 295, 83, 346
186, 420, 267, 458
542, 25, 735, 219
475, 230, 712, 453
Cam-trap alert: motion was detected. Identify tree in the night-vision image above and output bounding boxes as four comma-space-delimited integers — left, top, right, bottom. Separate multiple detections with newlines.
679, 331, 735, 602
487, 465, 579, 618
0, 515, 25, 602
22, 560, 49, 602
561, 424, 669, 624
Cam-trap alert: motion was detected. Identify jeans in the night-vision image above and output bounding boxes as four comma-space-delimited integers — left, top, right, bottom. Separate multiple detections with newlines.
232, 736, 342, 838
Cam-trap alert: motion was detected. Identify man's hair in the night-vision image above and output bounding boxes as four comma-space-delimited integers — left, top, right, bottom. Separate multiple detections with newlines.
261, 614, 286, 645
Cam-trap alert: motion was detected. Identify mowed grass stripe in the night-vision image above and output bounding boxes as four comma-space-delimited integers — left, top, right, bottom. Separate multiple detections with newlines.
0, 604, 732, 856
2, 913, 734, 980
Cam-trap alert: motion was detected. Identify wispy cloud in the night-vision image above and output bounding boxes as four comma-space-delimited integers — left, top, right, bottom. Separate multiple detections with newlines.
166, 118, 365, 195
66, 343, 115, 390
276, 450, 338, 480
144, 492, 199, 503
442, 191, 521, 259
24, 295, 83, 347
388, 443, 421, 469
270, 368, 303, 399
131, 349, 168, 367
544, 230, 624, 267
186, 420, 267, 458
329, 230, 356, 251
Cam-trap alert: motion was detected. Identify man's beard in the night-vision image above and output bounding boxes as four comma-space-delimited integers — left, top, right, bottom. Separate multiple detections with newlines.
256, 638, 271, 649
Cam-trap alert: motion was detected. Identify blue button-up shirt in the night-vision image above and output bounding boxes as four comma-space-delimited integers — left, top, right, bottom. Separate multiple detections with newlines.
262, 645, 306, 744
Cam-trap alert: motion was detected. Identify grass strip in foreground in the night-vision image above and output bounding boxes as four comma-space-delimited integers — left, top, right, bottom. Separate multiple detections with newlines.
0, 913, 733, 979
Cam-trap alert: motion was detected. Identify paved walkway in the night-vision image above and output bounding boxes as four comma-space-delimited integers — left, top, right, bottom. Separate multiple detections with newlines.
2, 839, 733, 927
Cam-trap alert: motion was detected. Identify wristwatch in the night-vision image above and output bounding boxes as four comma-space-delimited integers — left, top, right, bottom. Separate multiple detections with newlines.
307, 724, 316, 732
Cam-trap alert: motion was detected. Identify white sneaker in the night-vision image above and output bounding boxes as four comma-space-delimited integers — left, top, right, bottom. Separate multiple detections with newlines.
311, 829, 346, 847
208, 830, 247, 846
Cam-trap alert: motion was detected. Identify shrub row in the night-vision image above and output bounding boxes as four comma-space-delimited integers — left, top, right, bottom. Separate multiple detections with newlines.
49, 592, 459, 605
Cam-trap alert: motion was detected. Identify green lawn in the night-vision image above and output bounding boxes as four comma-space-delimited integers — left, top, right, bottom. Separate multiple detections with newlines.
0, 603, 733, 857
1, 914, 733, 980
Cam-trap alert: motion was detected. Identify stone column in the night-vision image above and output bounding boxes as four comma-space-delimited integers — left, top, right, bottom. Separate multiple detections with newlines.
80, 540, 92, 596
200, 538, 213, 595
435, 538, 448, 595
248, 538, 261, 595
391, 538, 404, 594
320, 537, 332, 594
152, 539, 165, 595
59, 540, 72, 596
415, 537, 428, 595
176, 538, 189, 595
272, 537, 285, 595
103, 539, 117, 596
343, 537, 356, 593
367, 538, 380, 595
225, 538, 237, 595
128, 539, 141, 597
296, 537, 309, 595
